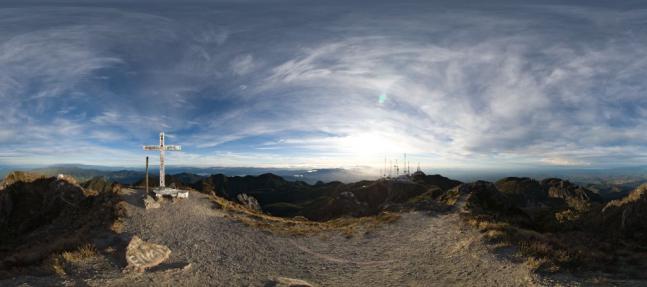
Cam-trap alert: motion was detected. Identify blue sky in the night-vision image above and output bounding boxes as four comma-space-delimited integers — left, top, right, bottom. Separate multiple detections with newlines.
1, 0, 647, 169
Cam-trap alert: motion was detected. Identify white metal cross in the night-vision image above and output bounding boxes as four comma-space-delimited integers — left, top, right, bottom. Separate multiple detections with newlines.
143, 132, 181, 188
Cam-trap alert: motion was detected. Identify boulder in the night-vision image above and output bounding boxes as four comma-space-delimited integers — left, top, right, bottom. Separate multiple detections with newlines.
125, 236, 171, 272
143, 195, 160, 209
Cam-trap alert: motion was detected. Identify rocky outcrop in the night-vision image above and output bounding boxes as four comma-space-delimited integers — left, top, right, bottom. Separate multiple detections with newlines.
440, 181, 531, 227
541, 178, 602, 211
411, 171, 462, 191
0, 177, 90, 243
601, 184, 647, 239
0, 171, 44, 189
495, 177, 549, 208
125, 236, 171, 272
0, 175, 118, 269
237, 193, 262, 211
82, 176, 119, 194
458, 181, 516, 214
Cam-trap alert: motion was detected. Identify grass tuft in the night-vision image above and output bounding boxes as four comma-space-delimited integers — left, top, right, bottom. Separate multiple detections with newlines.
45, 243, 99, 277
61, 244, 97, 263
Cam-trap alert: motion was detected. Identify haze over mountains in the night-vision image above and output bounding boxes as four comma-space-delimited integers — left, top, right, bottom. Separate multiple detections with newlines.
4, 164, 647, 201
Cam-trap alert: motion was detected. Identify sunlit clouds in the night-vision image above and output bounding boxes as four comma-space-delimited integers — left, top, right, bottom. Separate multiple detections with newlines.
1, 1, 647, 169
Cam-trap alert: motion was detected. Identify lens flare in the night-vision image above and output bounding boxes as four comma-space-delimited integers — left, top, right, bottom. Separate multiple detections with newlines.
378, 92, 387, 104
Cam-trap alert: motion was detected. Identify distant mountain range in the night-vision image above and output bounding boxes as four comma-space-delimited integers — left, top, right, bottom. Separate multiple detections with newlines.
1, 164, 646, 200
0, 164, 378, 185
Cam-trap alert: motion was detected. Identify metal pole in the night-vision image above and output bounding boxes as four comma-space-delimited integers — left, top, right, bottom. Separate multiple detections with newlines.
159, 132, 165, 188
145, 156, 149, 194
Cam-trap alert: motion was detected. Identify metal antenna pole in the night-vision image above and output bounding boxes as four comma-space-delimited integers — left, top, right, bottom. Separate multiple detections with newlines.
384, 155, 387, 178
404, 153, 407, 175
396, 159, 399, 175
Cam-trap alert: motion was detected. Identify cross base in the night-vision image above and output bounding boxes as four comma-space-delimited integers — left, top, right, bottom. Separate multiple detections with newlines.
153, 187, 189, 199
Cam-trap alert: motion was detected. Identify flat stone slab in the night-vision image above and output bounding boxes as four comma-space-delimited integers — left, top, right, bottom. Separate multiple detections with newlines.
125, 235, 171, 273
267, 277, 314, 287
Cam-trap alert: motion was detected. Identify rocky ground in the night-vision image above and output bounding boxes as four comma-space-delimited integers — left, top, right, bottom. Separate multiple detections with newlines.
2, 188, 646, 286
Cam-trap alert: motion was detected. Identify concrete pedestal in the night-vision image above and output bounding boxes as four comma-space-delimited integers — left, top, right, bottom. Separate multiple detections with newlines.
153, 187, 189, 198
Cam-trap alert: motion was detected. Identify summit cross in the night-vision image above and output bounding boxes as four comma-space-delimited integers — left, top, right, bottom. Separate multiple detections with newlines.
143, 132, 181, 189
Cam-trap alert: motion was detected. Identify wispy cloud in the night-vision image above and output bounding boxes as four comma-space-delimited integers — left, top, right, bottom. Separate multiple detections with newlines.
1, 2, 647, 169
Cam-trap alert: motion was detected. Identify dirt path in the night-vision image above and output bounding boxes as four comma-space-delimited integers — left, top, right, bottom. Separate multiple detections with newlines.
88, 189, 563, 286
0, 188, 600, 286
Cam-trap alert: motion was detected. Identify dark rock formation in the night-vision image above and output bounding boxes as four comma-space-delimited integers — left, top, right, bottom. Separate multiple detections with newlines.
82, 176, 120, 195
495, 177, 549, 208
601, 184, 647, 239
411, 171, 462, 191
0, 174, 119, 269
541, 178, 602, 211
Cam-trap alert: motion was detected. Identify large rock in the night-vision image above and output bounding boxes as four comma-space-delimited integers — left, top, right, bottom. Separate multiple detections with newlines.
143, 195, 160, 209
125, 236, 171, 272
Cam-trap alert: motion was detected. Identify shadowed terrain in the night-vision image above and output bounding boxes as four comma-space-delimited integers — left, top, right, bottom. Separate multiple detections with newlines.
1, 171, 647, 286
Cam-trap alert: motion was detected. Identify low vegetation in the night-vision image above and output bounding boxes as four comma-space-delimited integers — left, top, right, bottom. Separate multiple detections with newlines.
210, 194, 400, 236
456, 179, 647, 278
45, 244, 99, 277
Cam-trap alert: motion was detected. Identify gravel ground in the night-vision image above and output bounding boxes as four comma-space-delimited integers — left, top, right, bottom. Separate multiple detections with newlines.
3, 189, 645, 286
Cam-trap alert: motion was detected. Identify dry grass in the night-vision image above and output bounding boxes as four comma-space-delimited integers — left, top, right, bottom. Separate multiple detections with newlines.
46, 256, 66, 276
465, 215, 574, 273
61, 244, 97, 263
525, 256, 549, 271
210, 195, 400, 236
111, 219, 125, 233
554, 209, 580, 223
44, 244, 98, 277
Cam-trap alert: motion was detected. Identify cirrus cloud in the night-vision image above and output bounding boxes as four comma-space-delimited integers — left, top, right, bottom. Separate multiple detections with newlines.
1, 1, 647, 170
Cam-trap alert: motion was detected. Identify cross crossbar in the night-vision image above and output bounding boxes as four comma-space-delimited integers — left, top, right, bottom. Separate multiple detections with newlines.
164, 145, 181, 151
